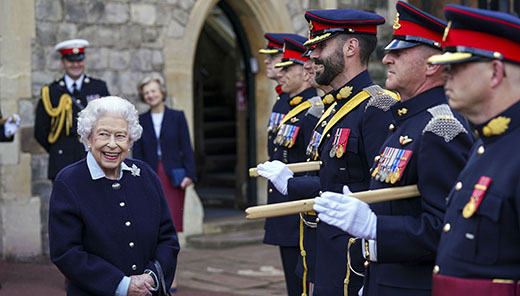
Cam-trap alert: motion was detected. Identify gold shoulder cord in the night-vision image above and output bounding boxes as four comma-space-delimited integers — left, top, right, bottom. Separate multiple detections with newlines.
41, 86, 73, 144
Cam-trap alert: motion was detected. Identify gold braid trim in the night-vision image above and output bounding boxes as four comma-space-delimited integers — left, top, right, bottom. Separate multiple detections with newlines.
299, 217, 308, 296
41, 86, 73, 144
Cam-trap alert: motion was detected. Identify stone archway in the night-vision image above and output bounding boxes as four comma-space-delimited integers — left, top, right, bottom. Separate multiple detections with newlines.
163, 0, 294, 238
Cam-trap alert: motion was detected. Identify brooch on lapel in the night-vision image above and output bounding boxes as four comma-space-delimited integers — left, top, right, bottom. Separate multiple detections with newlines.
131, 164, 141, 177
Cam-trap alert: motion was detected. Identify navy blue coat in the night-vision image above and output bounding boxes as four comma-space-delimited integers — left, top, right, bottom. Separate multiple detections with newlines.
35, 75, 109, 179
288, 71, 397, 295
363, 87, 474, 296
133, 107, 196, 181
264, 87, 319, 247
49, 158, 179, 296
435, 101, 520, 282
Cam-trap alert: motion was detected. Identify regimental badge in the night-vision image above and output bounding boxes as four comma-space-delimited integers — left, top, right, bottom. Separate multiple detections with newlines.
290, 117, 299, 123
337, 86, 353, 100
482, 116, 510, 137
372, 146, 412, 184
393, 13, 401, 30
290, 96, 303, 106
309, 20, 314, 32
442, 21, 451, 42
399, 135, 413, 146
282, 43, 286, 53
462, 176, 492, 218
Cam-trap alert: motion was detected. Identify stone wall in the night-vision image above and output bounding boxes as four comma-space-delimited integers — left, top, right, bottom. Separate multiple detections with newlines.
3, 0, 400, 259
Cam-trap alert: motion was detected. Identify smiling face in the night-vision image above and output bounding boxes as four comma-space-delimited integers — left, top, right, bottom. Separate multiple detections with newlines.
310, 37, 345, 86
278, 64, 305, 97
61, 58, 85, 80
142, 80, 165, 110
88, 115, 130, 179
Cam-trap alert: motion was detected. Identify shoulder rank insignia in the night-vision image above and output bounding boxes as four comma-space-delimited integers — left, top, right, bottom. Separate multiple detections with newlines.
364, 85, 399, 112
423, 104, 468, 142
322, 94, 335, 105
306, 96, 325, 118
482, 116, 510, 137
462, 176, 492, 218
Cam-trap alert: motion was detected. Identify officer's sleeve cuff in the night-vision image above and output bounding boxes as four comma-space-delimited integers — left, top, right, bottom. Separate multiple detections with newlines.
362, 239, 378, 262
144, 269, 159, 292
115, 276, 131, 296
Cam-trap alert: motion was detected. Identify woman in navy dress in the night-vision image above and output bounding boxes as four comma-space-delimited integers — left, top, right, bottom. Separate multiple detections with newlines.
133, 75, 196, 292
49, 96, 179, 296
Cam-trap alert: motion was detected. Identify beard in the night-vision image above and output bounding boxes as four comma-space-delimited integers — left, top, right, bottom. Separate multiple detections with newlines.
314, 48, 344, 86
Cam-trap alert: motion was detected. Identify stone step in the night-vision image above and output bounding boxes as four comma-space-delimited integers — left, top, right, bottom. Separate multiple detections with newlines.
203, 213, 264, 234
186, 228, 265, 249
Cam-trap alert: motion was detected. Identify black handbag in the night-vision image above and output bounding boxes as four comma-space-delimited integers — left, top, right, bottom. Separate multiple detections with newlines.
153, 260, 172, 296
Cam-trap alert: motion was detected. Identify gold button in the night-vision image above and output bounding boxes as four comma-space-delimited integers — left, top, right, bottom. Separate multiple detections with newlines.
269, 188, 273, 193
455, 182, 462, 191
132, 264, 137, 270
319, 191, 323, 195
389, 123, 395, 131
112, 183, 121, 190
315, 217, 320, 223
125, 221, 131, 227
433, 265, 439, 274
119, 202, 125, 207
364, 261, 370, 268
276, 97, 280, 101
327, 134, 331, 138
477, 145, 485, 155
274, 147, 278, 152
443, 223, 451, 232
129, 242, 135, 248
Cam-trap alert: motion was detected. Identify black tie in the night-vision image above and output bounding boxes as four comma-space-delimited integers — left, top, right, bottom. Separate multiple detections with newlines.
72, 82, 80, 98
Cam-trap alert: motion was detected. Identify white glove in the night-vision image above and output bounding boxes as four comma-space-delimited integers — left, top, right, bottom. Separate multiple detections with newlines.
313, 185, 377, 240
257, 160, 293, 195
4, 114, 20, 137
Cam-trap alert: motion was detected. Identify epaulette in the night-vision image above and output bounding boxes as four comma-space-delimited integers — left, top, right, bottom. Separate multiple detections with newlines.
306, 96, 325, 118
364, 85, 400, 111
423, 104, 468, 142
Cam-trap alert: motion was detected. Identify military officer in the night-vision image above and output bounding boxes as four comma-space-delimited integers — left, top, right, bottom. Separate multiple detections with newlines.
427, 5, 520, 296
259, 33, 305, 160
257, 35, 320, 296
34, 39, 110, 180
262, 9, 399, 295
313, 2, 474, 295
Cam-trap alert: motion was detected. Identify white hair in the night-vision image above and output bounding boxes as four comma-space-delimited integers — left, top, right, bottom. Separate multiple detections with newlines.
77, 96, 143, 151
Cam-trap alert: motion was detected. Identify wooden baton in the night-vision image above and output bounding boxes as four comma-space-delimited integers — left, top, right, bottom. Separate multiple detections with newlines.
245, 184, 420, 220
249, 161, 322, 178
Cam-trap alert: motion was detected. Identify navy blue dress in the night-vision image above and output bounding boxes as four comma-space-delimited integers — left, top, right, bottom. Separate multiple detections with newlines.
49, 158, 179, 296
363, 87, 474, 296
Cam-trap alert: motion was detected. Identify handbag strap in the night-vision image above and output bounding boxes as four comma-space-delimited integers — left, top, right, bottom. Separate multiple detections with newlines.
154, 260, 172, 296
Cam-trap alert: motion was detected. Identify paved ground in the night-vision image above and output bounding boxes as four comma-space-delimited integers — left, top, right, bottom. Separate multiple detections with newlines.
0, 243, 287, 296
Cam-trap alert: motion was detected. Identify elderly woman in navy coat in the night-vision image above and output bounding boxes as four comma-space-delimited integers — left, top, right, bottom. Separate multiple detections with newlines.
49, 96, 179, 296
133, 74, 196, 234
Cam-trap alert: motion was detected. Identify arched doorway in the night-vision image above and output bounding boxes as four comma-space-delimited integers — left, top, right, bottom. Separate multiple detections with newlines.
193, 1, 256, 216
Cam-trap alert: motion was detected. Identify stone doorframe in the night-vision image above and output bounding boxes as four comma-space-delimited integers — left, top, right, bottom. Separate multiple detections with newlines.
163, 0, 294, 241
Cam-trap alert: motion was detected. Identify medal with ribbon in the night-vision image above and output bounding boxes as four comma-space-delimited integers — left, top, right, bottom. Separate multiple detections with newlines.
288, 126, 300, 148
390, 149, 412, 184
329, 129, 341, 158
462, 176, 492, 219
335, 128, 350, 158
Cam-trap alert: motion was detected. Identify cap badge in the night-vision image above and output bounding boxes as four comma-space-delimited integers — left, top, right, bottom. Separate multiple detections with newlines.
309, 20, 314, 32
442, 21, 451, 42
72, 48, 79, 54
399, 135, 413, 145
482, 116, 510, 137
393, 13, 401, 30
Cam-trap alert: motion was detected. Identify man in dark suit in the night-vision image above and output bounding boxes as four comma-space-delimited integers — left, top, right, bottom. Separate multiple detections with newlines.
35, 39, 110, 180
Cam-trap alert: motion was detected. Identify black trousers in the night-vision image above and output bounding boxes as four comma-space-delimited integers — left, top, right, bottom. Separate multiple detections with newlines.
280, 246, 303, 296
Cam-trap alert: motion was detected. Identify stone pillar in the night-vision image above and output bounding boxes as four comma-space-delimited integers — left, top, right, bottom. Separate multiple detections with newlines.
0, 0, 41, 259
